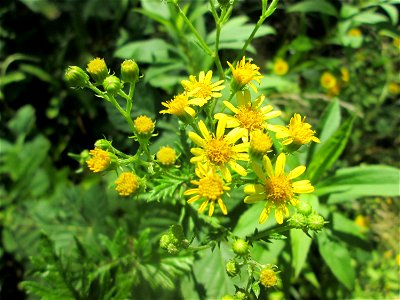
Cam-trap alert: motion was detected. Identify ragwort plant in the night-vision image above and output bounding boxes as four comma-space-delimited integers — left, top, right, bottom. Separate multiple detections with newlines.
21, 1, 399, 299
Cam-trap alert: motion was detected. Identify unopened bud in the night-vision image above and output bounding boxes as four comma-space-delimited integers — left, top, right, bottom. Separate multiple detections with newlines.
65, 66, 89, 87
121, 59, 139, 83
288, 213, 307, 229
87, 57, 108, 83
103, 75, 123, 95
160, 234, 171, 250
225, 260, 240, 277
232, 239, 249, 257
296, 201, 313, 216
307, 214, 325, 231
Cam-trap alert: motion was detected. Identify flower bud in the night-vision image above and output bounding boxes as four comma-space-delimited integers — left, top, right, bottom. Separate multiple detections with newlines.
86, 57, 108, 83
167, 243, 179, 255
232, 239, 249, 257
121, 59, 140, 84
103, 75, 123, 95
160, 234, 171, 250
221, 295, 235, 300
134, 115, 154, 136
235, 291, 248, 300
296, 201, 313, 216
65, 66, 89, 88
307, 214, 325, 231
288, 213, 307, 229
225, 260, 240, 277
181, 239, 190, 249
94, 139, 111, 150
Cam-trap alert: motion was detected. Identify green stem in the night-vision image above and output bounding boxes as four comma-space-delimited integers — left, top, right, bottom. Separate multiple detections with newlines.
248, 224, 291, 242
209, 0, 225, 79
108, 95, 135, 133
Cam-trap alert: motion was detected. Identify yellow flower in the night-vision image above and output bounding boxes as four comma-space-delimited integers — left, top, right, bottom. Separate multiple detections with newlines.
188, 119, 249, 182
340, 67, 349, 83
259, 267, 279, 288
227, 56, 263, 92
388, 82, 400, 95
86, 57, 108, 83
270, 113, 320, 147
273, 58, 289, 76
347, 28, 362, 37
86, 148, 110, 172
160, 92, 199, 122
184, 163, 230, 216
181, 70, 225, 106
328, 82, 341, 97
156, 146, 177, 166
250, 130, 273, 156
354, 215, 369, 228
214, 90, 281, 142
244, 153, 314, 224
115, 172, 139, 196
134, 115, 154, 135
320, 72, 337, 90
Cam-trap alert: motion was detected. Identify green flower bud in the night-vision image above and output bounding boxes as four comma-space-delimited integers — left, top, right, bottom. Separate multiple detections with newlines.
296, 201, 313, 216
288, 213, 307, 229
160, 234, 171, 250
226, 260, 240, 277
86, 57, 108, 83
167, 243, 179, 255
64, 66, 89, 88
181, 239, 190, 249
121, 59, 139, 83
307, 214, 325, 231
232, 239, 249, 257
94, 139, 112, 150
221, 295, 235, 300
103, 75, 123, 95
235, 290, 248, 300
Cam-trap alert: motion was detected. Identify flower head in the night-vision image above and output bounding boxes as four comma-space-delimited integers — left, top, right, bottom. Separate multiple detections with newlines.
115, 172, 139, 196
188, 119, 249, 182
259, 267, 279, 288
65, 66, 89, 87
250, 130, 273, 156
215, 90, 281, 142
184, 164, 230, 216
244, 153, 314, 224
86, 148, 111, 172
156, 146, 177, 166
347, 28, 362, 37
160, 92, 199, 122
320, 72, 337, 90
270, 114, 320, 149
181, 70, 225, 106
134, 115, 154, 135
87, 57, 108, 83
121, 59, 139, 83
273, 58, 289, 76
227, 56, 263, 92
388, 82, 400, 95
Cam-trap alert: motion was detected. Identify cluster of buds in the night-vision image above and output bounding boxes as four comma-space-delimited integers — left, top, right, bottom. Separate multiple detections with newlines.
287, 201, 326, 232
64, 57, 140, 95
159, 225, 190, 254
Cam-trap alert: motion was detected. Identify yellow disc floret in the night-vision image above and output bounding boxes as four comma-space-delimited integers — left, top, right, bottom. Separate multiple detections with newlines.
259, 268, 278, 288
250, 131, 273, 155
86, 148, 110, 172
265, 175, 294, 204
198, 172, 225, 200
205, 138, 233, 165
86, 57, 108, 83
134, 115, 154, 135
156, 146, 177, 166
236, 106, 265, 132
115, 172, 139, 196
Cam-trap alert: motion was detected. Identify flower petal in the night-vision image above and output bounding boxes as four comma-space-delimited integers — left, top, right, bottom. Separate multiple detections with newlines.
293, 180, 315, 193
220, 165, 232, 182
218, 198, 228, 215
288, 166, 306, 180
229, 161, 247, 176
187, 195, 201, 203
259, 206, 271, 224
189, 132, 206, 147
216, 118, 227, 138
252, 161, 267, 181
244, 184, 264, 194
198, 120, 210, 140
275, 153, 286, 176
223, 101, 239, 114
262, 155, 274, 178
244, 194, 266, 203
198, 199, 209, 213
225, 128, 246, 144
208, 200, 215, 217
184, 188, 199, 196
275, 208, 284, 224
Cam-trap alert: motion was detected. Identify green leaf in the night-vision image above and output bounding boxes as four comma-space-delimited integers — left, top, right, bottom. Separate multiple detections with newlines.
332, 213, 365, 240
317, 231, 355, 290
291, 229, 312, 279
114, 39, 171, 63
7, 104, 36, 137
340, 4, 360, 19
252, 282, 261, 298
380, 4, 399, 25
19, 64, 53, 83
307, 99, 340, 164
287, 0, 338, 17
306, 116, 355, 183
315, 165, 400, 202
353, 10, 388, 24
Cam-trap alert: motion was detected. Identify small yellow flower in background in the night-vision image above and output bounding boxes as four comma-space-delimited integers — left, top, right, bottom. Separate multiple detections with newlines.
181, 70, 225, 106
244, 153, 314, 224
134, 115, 154, 135
320, 72, 337, 90
160, 92, 197, 122
259, 267, 279, 288
188, 119, 249, 182
115, 172, 139, 196
250, 130, 273, 156
340, 67, 349, 83
354, 215, 369, 229
227, 56, 263, 92
393, 37, 400, 49
86, 148, 111, 172
156, 146, 177, 166
214, 90, 281, 142
347, 28, 362, 37
273, 58, 289, 76
388, 82, 400, 95
184, 163, 230, 217
270, 113, 320, 147
86, 57, 108, 83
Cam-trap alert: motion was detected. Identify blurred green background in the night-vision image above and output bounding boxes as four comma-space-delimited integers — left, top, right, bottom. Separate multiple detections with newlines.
1, 0, 399, 299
